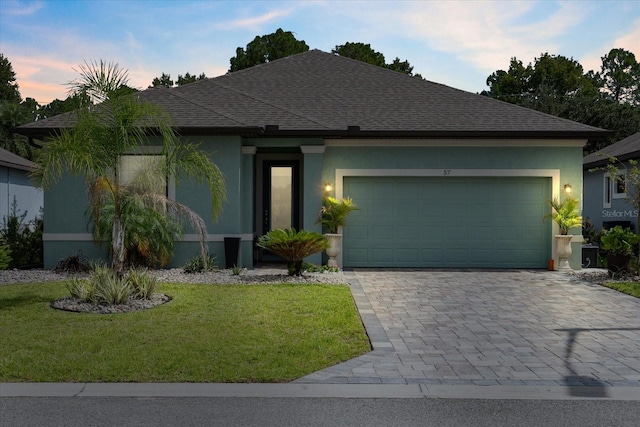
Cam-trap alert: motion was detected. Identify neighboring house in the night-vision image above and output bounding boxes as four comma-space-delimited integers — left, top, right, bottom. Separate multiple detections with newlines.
0, 147, 43, 225
17, 50, 607, 270
583, 132, 640, 234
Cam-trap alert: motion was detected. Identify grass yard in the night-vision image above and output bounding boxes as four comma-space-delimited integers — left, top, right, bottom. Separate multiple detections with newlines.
0, 281, 371, 383
603, 281, 640, 298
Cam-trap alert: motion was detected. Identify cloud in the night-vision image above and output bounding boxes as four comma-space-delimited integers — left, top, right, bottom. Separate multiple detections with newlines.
397, 1, 588, 72
222, 9, 291, 30
4, 0, 43, 16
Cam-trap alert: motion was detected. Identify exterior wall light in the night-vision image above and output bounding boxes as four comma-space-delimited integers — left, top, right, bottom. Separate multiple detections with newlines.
564, 184, 572, 194
324, 183, 333, 193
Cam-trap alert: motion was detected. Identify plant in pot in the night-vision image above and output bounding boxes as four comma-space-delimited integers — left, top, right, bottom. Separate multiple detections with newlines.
544, 197, 582, 270
316, 196, 358, 268
600, 225, 639, 276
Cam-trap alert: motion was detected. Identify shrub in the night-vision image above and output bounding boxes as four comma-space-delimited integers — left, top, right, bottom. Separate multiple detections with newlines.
0, 197, 43, 268
0, 243, 11, 270
600, 226, 640, 256
66, 276, 96, 303
257, 228, 328, 276
183, 254, 217, 273
126, 268, 157, 300
54, 252, 92, 273
92, 195, 183, 268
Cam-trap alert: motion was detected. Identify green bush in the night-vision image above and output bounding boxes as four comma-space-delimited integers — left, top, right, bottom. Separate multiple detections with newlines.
92, 194, 182, 268
183, 254, 217, 273
257, 228, 328, 276
0, 198, 43, 269
0, 244, 11, 270
600, 226, 639, 256
64, 266, 158, 305
126, 267, 157, 300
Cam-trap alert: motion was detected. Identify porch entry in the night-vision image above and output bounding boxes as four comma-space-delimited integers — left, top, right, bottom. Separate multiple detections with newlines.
255, 154, 302, 262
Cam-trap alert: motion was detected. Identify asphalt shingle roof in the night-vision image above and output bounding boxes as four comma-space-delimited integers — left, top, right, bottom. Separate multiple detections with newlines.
17, 49, 608, 140
583, 132, 640, 167
0, 147, 37, 171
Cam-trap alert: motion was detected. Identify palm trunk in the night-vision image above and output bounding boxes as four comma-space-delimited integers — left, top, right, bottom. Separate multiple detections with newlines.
112, 215, 126, 275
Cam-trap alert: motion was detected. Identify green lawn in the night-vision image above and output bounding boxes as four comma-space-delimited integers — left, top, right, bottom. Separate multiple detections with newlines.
0, 282, 370, 383
603, 281, 640, 298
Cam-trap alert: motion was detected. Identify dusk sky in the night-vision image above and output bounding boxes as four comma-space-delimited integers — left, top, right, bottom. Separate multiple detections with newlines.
1, 0, 639, 105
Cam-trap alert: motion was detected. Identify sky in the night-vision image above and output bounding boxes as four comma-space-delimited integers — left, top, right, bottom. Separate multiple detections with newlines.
1, 0, 639, 105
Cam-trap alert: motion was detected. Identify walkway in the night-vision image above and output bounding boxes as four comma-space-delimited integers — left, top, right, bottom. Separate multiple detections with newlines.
296, 270, 640, 392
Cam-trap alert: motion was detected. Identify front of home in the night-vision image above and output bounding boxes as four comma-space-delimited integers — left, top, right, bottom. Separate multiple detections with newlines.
583, 132, 640, 235
18, 50, 607, 270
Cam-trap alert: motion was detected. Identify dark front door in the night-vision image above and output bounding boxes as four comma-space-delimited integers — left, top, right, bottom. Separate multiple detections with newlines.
258, 158, 301, 262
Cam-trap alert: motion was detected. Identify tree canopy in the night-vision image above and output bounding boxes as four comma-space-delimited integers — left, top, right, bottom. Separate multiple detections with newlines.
149, 72, 207, 88
0, 53, 21, 103
332, 42, 421, 78
229, 28, 309, 72
483, 49, 640, 153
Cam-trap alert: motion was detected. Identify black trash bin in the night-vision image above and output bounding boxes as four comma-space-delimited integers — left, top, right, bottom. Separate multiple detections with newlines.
224, 237, 241, 269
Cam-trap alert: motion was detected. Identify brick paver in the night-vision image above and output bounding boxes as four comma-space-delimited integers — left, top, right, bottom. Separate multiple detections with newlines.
296, 270, 640, 387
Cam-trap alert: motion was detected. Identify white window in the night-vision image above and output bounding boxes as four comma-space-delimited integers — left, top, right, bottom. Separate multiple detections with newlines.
603, 171, 626, 208
119, 154, 167, 196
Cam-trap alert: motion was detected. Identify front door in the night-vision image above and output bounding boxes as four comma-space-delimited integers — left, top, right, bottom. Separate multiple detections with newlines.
257, 156, 302, 262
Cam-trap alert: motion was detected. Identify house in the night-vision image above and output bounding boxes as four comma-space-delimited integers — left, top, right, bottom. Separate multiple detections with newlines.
583, 132, 640, 234
16, 50, 608, 270
0, 147, 43, 225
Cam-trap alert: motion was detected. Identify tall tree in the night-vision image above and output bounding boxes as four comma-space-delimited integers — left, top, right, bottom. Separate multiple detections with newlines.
332, 42, 386, 67
332, 42, 421, 77
483, 51, 640, 153
0, 53, 21, 103
149, 72, 206, 88
597, 48, 640, 105
33, 60, 226, 274
229, 28, 309, 72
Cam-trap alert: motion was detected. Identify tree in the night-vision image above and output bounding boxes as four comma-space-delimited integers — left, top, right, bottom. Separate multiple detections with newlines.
0, 53, 21, 103
332, 42, 386, 67
332, 42, 421, 77
483, 51, 640, 153
596, 48, 640, 105
150, 72, 174, 88
33, 60, 226, 274
177, 72, 206, 86
229, 28, 309, 72
149, 72, 206, 88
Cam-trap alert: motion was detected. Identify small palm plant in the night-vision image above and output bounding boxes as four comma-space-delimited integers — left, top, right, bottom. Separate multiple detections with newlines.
544, 197, 582, 235
317, 197, 358, 234
257, 228, 328, 276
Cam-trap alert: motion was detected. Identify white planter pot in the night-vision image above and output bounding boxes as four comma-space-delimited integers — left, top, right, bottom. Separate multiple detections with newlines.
325, 233, 342, 268
555, 235, 574, 270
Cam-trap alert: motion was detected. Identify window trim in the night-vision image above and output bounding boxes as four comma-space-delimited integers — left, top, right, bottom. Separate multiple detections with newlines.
120, 147, 175, 199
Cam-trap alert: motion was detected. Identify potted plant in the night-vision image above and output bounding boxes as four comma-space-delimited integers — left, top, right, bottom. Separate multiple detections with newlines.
317, 196, 358, 267
600, 225, 639, 275
544, 197, 582, 270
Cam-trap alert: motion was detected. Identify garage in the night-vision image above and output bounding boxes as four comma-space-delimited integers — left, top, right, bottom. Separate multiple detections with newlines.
343, 176, 552, 268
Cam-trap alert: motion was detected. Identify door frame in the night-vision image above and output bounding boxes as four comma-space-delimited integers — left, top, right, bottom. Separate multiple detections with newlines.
255, 153, 303, 262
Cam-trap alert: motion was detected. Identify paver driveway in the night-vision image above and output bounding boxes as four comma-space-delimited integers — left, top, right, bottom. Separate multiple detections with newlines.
297, 270, 640, 387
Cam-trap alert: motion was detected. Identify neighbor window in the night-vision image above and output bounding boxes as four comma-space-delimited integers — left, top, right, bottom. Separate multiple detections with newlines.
603, 171, 626, 208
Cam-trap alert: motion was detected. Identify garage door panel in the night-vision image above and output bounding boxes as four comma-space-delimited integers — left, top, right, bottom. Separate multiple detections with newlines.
343, 176, 551, 268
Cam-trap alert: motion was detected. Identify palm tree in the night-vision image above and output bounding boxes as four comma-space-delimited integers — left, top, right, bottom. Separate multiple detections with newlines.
32, 60, 226, 274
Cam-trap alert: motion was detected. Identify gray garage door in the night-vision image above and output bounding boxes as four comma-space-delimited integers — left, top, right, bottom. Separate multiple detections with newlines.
343, 176, 551, 268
